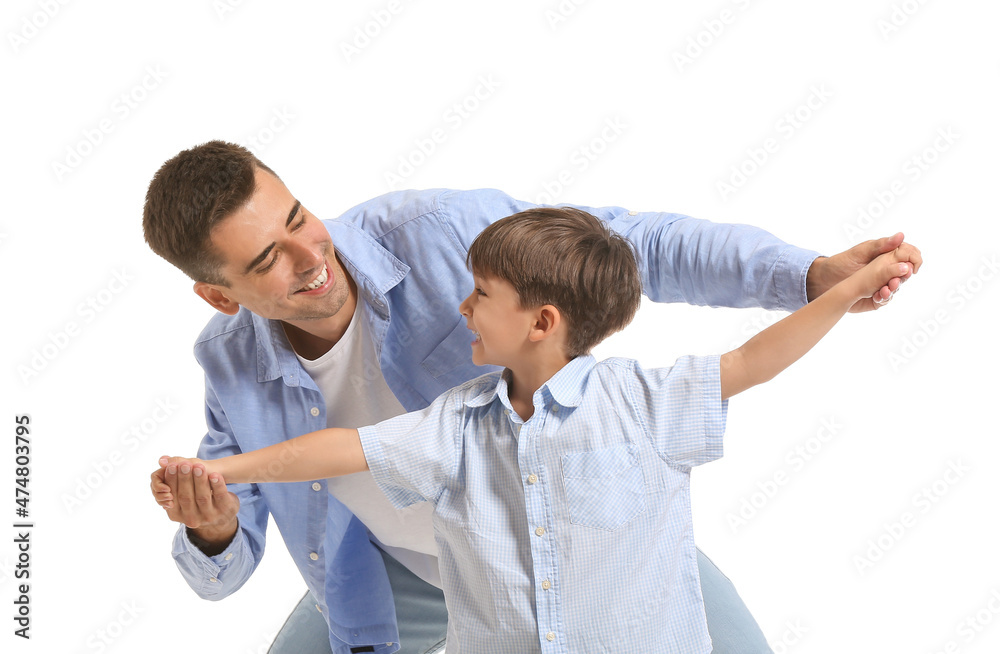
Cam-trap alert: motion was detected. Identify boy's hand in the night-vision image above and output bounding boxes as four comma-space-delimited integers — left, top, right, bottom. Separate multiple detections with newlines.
150, 456, 240, 548
808, 232, 922, 312
842, 249, 914, 309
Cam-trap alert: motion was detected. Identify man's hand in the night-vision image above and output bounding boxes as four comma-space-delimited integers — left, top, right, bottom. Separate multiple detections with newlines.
807, 232, 922, 312
841, 251, 914, 306
150, 456, 240, 556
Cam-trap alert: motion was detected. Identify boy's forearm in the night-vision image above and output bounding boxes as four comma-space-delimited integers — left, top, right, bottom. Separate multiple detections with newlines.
720, 281, 857, 399
215, 428, 368, 484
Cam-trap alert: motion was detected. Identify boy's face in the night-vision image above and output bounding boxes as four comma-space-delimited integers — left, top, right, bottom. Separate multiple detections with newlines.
459, 274, 537, 368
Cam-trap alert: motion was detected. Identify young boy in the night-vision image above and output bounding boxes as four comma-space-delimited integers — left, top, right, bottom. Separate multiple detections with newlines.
156, 207, 912, 653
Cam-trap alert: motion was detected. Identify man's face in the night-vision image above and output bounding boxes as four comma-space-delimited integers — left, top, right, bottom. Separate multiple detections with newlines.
200, 168, 354, 325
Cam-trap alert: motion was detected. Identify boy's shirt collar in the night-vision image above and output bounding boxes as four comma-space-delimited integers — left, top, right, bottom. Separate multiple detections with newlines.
463, 355, 596, 416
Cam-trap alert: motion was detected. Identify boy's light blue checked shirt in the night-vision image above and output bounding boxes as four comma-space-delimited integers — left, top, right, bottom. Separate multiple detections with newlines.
360, 353, 728, 654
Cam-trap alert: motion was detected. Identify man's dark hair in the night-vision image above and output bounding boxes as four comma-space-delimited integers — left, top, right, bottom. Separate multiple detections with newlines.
467, 207, 643, 357
143, 140, 278, 285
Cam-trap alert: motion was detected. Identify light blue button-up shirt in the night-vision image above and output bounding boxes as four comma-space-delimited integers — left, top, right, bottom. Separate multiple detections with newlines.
360, 354, 727, 653
169, 188, 818, 653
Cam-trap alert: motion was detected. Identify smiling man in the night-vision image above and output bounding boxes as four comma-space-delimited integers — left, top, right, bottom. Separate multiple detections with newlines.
144, 140, 919, 654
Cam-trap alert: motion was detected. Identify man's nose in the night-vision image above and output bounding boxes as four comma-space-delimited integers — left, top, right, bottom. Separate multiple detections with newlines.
289, 239, 323, 272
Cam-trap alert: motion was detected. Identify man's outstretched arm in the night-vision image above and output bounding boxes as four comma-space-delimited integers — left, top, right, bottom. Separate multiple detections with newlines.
435, 188, 921, 311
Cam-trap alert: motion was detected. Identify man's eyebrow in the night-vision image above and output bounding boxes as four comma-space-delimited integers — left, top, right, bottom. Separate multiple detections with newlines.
243, 200, 302, 274
285, 200, 301, 227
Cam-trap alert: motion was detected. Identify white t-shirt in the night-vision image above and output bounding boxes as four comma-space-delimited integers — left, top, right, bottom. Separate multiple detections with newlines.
295, 302, 441, 587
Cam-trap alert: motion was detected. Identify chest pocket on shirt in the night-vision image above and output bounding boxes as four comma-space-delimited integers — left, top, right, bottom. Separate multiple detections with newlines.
562, 444, 646, 531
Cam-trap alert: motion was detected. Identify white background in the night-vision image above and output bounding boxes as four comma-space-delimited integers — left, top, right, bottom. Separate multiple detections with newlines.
2, 1, 998, 652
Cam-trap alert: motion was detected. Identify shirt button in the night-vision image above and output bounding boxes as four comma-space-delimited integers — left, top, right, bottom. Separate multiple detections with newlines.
628, 210, 638, 216
546, 631, 556, 641
310, 407, 320, 417
541, 579, 551, 590
209, 577, 218, 583
535, 527, 545, 537
316, 604, 323, 613
311, 482, 322, 491
309, 552, 319, 561
527, 474, 538, 485
224, 553, 233, 561
551, 405, 559, 413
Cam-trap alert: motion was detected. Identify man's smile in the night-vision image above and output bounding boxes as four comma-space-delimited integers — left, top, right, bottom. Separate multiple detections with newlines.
295, 262, 332, 295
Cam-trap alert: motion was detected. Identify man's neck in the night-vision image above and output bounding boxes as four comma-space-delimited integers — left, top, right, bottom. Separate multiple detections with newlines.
282, 276, 359, 360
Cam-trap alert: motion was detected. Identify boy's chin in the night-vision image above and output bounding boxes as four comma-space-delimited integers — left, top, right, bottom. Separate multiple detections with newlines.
471, 353, 496, 367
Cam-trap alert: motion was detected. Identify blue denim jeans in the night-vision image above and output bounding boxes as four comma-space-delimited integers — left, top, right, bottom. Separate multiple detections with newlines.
268, 547, 770, 653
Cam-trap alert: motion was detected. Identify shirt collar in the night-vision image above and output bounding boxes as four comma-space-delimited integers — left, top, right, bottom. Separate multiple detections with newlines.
463, 355, 596, 411
250, 219, 411, 386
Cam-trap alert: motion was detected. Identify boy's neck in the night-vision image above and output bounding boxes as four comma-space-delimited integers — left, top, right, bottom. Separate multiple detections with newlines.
506, 353, 573, 421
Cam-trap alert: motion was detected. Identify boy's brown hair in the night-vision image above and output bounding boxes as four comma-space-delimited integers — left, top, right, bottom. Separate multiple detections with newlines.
142, 140, 278, 285
467, 207, 642, 357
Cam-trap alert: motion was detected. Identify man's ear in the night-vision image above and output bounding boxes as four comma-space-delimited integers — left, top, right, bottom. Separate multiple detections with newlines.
193, 281, 241, 316
528, 305, 563, 343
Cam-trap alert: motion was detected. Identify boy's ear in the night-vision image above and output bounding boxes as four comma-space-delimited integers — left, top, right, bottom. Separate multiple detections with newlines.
528, 305, 563, 343
193, 281, 241, 316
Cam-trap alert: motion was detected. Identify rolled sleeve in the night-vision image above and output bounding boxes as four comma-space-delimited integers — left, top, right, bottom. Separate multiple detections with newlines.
596, 209, 821, 310
170, 523, 258, 599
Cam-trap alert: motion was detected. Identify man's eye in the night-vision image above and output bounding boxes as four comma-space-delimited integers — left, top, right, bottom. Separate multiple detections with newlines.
259, 256, 278, 273
292, 216, 306, 230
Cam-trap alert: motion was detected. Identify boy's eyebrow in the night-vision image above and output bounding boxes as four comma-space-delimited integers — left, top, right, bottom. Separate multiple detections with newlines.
243, 200, 302, 274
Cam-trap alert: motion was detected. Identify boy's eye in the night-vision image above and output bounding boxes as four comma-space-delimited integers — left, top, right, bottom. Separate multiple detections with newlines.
475, 287, 486, 296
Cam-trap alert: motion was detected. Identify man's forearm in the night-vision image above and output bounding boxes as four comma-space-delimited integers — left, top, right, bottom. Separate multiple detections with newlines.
187, 520, 239, 556
611, 214, 819, 310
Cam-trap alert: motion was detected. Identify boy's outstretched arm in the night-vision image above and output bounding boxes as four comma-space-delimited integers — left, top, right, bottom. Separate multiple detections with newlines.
159, 427, 368, 486
720, 248, 913, 400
